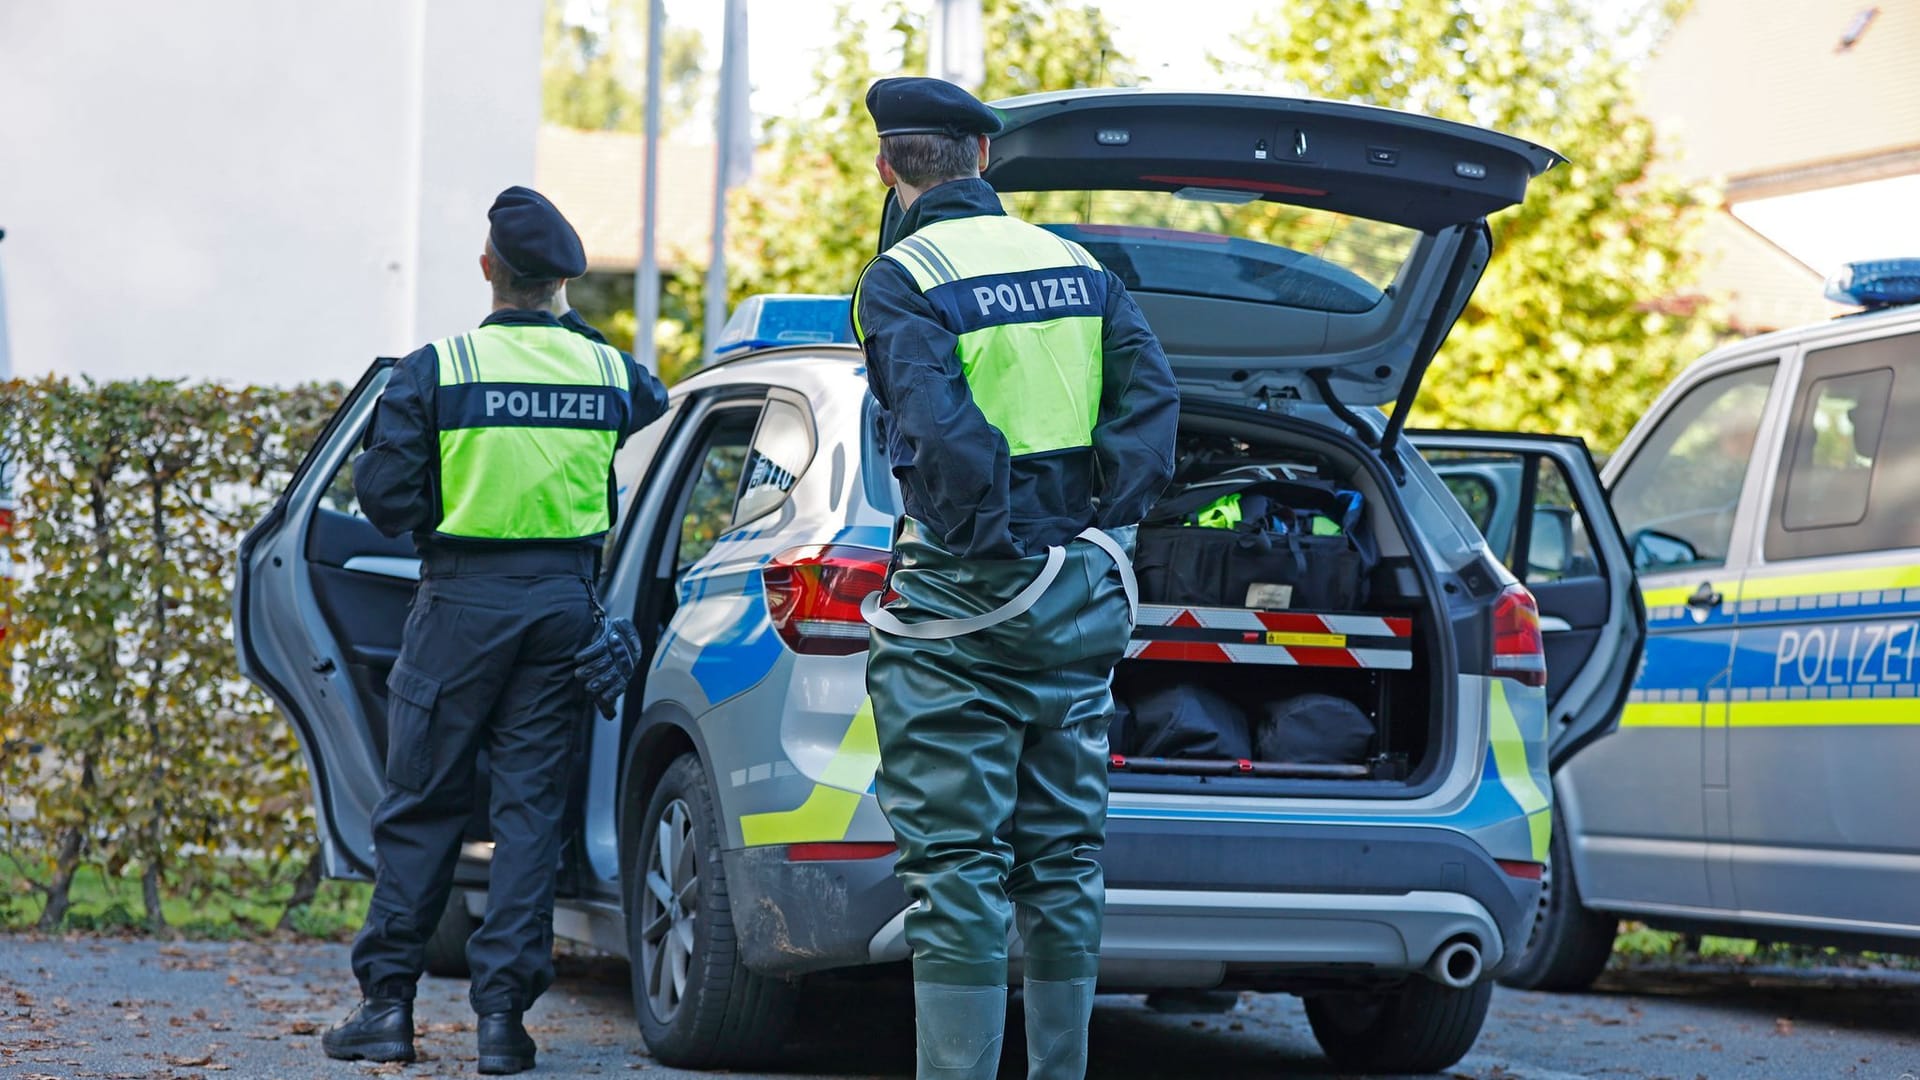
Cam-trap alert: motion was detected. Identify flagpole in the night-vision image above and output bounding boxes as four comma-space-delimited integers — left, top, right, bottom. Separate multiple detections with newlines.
634, 0, 664, 374
702, 0, 745, 360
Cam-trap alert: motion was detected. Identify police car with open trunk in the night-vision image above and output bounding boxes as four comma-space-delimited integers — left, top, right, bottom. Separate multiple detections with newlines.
236, 89, 1645, 1074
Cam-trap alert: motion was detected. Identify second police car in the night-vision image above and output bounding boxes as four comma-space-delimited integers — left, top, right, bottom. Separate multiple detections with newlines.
1452, 258, 1920, 991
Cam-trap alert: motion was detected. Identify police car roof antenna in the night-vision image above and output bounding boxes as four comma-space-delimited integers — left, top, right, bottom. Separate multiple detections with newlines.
1376, 219, 1488, 484
1307, 367, 1379, 450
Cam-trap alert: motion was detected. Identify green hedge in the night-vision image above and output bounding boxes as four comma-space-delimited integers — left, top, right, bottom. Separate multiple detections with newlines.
1, 377, 342, 931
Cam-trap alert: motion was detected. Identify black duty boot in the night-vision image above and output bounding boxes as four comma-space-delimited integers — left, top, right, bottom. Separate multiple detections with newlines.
477, 1011, 537, 1075
321, 997, 416, 1063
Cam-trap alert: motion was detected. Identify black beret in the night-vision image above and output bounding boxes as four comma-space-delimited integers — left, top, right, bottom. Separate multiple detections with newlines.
866, 77, 1002, 139
487, 185, 587, 280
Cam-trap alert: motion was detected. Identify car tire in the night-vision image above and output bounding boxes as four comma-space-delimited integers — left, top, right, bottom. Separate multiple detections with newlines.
625, 753, 796, 1068
1304, 976, 1492, 1074
1498, 819, 1617, 992
422, 892, 475, 978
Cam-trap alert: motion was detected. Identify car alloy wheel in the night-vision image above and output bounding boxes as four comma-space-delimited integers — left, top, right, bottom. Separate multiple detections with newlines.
640, 797, 698, 1022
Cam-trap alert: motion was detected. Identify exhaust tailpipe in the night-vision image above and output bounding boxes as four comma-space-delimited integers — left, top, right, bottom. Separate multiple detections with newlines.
1425, 939, 1482, 988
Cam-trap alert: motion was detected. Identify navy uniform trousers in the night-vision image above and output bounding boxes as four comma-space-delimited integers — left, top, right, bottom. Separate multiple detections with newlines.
351, 547, 599, 1015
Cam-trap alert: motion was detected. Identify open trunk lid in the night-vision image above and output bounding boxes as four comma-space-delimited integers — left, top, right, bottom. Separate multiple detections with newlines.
978, 90, 1563, 435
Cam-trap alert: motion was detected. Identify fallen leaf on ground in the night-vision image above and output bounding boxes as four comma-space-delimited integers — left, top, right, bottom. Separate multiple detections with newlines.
166, 1053, 214, 1066
424, 1021, 471, 1034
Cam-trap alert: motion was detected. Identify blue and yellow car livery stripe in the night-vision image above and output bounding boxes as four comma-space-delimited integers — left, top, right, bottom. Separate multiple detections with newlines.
1626, 567, 1920, 729
660, 522, 895, 706
739, 697, 881, 846
735, 676, 1554, 866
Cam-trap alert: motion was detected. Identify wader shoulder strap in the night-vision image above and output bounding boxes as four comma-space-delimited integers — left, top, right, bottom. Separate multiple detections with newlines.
860, 527, 1137, 640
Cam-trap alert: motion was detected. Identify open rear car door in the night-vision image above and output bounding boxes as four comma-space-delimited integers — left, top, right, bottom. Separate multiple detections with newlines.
1412, 431, 1646, 766
236, 362, 423, 877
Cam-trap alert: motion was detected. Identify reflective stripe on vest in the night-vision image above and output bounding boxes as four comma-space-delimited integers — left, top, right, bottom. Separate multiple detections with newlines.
874, 215, 1107, 458
431, 323, 630, 541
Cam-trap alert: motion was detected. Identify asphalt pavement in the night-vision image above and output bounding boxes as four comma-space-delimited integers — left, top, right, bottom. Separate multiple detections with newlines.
2, 937, 1917, 1079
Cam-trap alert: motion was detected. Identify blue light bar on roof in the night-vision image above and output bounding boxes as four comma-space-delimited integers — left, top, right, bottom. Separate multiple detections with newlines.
1824, 258, 1920, 309
711, 294, 855, 358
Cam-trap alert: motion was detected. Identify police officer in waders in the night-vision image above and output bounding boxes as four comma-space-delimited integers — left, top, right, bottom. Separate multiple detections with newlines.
323, 187, 667, 1074
853, 78, 1180, 1080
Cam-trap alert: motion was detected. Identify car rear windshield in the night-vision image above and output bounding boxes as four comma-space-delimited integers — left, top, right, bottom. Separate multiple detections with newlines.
1002, 188, 1419, 315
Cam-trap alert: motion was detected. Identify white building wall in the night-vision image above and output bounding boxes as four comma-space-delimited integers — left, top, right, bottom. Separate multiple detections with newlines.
0, 0, 542, 386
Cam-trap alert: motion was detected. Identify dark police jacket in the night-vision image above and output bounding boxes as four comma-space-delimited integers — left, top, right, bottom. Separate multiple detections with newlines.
354, 308, 671, 554
854, 178, 1181, 560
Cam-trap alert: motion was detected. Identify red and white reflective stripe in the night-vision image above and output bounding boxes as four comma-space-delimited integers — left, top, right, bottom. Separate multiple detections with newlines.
1124, 639, 1412, 670
1134, 604, 1411, 638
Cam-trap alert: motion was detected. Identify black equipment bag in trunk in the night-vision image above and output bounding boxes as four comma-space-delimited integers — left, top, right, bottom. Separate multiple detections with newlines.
1254, 692, 1376, 764
1136, 473, 1376, 611
1111, 680, 1252, 760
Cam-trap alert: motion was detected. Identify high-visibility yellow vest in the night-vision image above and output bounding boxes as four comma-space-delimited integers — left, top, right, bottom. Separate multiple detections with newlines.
430, 323, 630, 541
859, 214, 1107, 457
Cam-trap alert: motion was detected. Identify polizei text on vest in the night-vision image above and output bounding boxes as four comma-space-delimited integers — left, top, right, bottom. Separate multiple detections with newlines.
484, 388, 610, 422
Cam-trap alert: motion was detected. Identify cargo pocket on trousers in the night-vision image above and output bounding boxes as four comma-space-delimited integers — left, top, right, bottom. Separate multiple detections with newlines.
384, 661, 441, 793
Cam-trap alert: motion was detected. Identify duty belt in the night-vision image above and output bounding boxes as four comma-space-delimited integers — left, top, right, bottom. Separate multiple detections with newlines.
421, 545, 599, 578
860, 527, 1139, 640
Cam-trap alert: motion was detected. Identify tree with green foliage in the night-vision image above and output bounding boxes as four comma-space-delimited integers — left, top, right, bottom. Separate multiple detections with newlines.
1221, 0, 1723, 450
645, 0, 1132, 380
543, 0, 707, 134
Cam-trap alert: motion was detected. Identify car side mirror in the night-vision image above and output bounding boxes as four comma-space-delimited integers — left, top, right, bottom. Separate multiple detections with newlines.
1630, 527, 1697, 571
1527, 506, 1574, 578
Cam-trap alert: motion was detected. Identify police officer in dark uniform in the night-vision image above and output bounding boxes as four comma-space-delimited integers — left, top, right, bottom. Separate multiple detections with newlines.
322, 187, 668, 1074
853, 79, 1180, 1080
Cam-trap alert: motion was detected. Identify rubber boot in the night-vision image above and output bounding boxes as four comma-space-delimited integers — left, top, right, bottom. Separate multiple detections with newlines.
1023, 977, 1096, 1080
914, 982, 1007, 1080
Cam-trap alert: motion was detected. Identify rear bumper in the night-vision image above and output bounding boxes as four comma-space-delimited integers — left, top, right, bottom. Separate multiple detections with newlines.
724, 846, 906, 976
1098, 818, 1540, 977
727, 820, 1539, 981
867, 886, 1505, 989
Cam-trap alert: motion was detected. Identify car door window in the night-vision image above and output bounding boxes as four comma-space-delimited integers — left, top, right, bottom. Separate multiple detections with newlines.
733, 396, 815, 526
675, 408, 759, 575
1439, 472, 1497, 537
319, 454, 367, 518
1765, 332, 1918, 560
1610, 363, 1777, 572
1426, 451, 1601, 586
612, 400, 683, 533
1521, 456, 1603, 586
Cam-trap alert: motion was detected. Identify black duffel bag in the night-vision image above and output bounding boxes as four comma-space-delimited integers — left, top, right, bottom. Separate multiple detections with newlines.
1136, 474, 1375, 611
1253, 692, 1376, 764
1113, 680, 1252, 760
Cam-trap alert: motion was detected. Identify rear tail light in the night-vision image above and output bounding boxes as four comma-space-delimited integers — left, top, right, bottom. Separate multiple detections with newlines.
1491, 583, 1547, 688
763, 544, 888, 656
